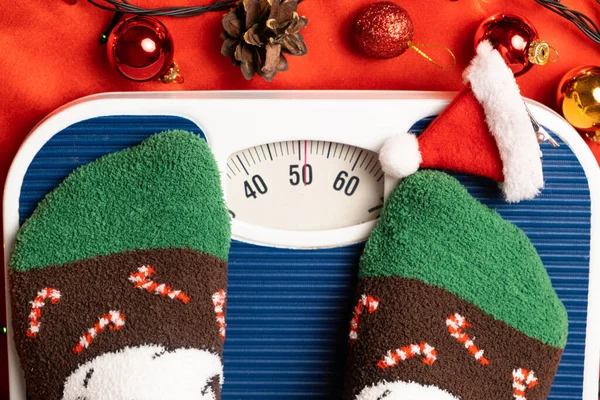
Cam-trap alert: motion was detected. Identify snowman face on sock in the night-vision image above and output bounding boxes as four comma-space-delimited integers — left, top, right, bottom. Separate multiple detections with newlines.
62, 346, 223, 400
9, 248, 227, 400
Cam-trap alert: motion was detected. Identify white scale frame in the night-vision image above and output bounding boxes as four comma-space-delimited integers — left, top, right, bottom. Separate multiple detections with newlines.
3, 91, 599, 399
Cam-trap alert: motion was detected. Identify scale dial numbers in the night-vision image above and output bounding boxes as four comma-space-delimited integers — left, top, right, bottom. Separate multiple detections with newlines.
226, 140, 385, 231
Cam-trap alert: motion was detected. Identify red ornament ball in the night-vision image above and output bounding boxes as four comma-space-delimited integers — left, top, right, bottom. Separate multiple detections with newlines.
107, 16, 174, 81
354, 2, 414, 59
474, 14, 538, 76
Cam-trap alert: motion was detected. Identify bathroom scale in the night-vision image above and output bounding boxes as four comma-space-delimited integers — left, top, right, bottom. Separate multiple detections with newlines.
3, 91, 599, 399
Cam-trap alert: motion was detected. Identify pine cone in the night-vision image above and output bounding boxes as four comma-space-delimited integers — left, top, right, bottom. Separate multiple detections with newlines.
221, 0, 308, 82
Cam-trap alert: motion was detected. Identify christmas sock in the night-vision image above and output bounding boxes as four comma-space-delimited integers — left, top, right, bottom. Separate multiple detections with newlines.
9, 130, 230, 400
344, 171, 567, 400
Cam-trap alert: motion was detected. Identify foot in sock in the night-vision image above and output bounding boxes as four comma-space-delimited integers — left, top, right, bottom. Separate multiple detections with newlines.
9, 131, 230, 400
344, 171, 567, 400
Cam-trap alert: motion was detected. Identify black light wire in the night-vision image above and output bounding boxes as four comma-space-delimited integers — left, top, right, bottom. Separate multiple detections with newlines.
88, 0, 238, 18
88, 0, 304, 17
90, 0, 304, 42
534, 0, 600, 44
90, 0, 240, 42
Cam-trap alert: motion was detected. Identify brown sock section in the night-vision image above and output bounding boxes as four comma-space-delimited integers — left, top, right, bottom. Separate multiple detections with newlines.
206, 375, 222, 399
344, 277, 563, 400
9, 248, 227, 400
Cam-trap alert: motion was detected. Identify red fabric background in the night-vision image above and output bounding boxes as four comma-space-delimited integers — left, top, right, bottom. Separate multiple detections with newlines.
1, 0, 599, 395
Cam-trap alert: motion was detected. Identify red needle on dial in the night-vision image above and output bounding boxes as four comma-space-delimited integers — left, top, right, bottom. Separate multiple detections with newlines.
303, 140, 308, 186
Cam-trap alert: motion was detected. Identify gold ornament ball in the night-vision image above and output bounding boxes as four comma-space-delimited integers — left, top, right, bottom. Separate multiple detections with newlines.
557, 66, 600, 143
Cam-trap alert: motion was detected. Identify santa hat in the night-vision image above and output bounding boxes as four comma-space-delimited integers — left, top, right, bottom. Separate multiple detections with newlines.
379, 41, 544, 202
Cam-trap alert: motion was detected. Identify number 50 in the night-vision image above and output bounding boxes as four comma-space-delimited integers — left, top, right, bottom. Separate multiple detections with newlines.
289, 164, 313, 186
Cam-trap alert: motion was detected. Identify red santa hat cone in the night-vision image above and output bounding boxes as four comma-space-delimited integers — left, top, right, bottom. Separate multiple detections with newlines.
379, 41, 544, 203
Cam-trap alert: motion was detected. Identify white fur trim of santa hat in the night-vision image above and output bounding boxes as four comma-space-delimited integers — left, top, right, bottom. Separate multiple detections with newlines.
463, 40, 544, 202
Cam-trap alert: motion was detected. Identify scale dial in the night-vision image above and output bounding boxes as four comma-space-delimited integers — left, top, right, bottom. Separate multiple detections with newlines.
226, 140, 384, 231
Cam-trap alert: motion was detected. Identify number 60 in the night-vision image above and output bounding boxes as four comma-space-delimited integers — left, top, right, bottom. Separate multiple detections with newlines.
333, 171, 360, 196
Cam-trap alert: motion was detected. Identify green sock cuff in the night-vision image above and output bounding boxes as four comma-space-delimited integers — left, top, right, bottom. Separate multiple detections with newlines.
359, 170, 568, 348
10, 130, 230, 272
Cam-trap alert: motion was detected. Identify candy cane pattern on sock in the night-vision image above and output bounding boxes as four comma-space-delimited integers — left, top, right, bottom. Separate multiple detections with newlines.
349, 294, 380, 343
446, 313, 490, 366
26, 288, 61, 338
129, 265, 190, 304
377, 342, 437, 369
73, 311, 125, 354
512, 368, 538, 400
212, 289, 226, 340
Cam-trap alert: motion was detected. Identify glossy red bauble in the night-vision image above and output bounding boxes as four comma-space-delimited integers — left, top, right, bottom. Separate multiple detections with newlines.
107, 16, 174, 81
474, 14, 538, 76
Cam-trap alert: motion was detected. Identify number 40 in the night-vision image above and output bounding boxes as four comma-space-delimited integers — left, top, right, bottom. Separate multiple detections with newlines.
244, 175, 268, 199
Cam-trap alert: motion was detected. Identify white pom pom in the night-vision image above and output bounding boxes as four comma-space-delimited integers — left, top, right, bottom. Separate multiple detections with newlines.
379, 133, 422, 179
